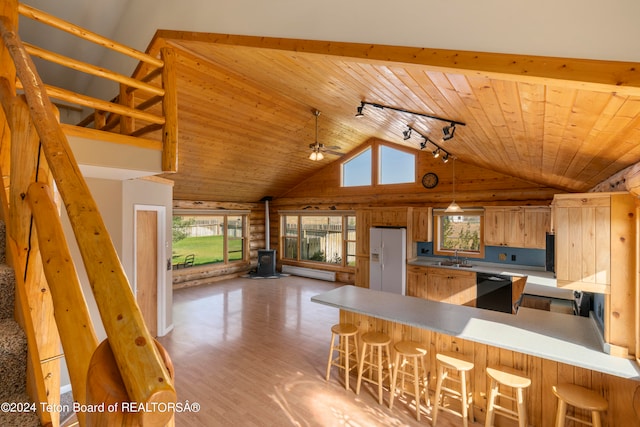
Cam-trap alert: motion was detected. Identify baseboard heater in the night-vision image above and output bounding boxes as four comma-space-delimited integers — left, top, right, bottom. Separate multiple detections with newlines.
281, 265, 336, 282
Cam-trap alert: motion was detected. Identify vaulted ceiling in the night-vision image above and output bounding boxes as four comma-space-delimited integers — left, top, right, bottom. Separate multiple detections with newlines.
15, 2, 640, 204
140, 31, 640, 202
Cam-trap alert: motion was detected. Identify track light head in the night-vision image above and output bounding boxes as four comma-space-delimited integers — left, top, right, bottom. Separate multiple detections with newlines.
432, 148, 440, 158
403, 127, 412, 140
355, 102, 365, 117
442, 123, 456, 141
442, 153, 449, 163
419, 140, 427, 150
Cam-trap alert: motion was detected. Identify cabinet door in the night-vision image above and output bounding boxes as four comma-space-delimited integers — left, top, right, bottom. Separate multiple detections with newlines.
503, 208, 525, 247
484, 208, 505, 246
355, 255, 370, 288
412, 207, 433, 242
426, 268, 451, 303
407, 265, 429, 299
523, 207, 550, 249
371, 208, 407, 227
356, 210, 371, 256
448, 270, 477, 307
554, 195, 611, 291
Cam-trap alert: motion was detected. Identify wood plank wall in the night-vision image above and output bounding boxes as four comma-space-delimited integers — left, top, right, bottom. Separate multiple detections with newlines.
340, 310, 640, 427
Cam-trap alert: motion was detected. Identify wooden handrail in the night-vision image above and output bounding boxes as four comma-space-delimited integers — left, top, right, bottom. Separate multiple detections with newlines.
16, 80, 166, 125
0, 14, 176, 426
24, 42, 165, 97
27, 182, 99, 426
18, 3, 163, 68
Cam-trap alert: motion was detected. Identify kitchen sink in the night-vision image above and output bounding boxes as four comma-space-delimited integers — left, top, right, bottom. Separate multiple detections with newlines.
432, 261, 473, 268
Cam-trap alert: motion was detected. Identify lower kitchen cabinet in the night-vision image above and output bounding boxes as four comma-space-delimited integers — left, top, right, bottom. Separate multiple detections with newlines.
407, 266, 476, 306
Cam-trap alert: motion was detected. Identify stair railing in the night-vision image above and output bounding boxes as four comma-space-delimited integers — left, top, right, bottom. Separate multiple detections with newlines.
0, 1, 177, 426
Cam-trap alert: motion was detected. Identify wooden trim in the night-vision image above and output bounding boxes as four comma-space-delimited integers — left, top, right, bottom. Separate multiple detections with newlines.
23, 42, 164, 96
152, 31, 640, 96
15, 81, 165, 124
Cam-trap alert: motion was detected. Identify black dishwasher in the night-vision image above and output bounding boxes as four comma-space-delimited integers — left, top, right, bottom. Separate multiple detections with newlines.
476, 273, 513, 314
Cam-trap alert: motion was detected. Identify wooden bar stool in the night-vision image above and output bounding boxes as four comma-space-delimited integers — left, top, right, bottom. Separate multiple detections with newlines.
485, 366, 531, 427
325, 323, 359, 390
389, 340, 428, 421
356, 331, 392, 405
432, 351, 475, 427
552, 383, 608, 427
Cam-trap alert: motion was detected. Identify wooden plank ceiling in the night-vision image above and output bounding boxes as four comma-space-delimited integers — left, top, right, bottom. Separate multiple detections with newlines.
145, 31, 640, 203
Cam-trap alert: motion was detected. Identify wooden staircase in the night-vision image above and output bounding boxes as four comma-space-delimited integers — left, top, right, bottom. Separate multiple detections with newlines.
0, 221, 39, 426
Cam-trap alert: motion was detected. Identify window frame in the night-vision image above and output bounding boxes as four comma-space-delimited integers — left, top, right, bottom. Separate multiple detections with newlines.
172, 209, 249, 268
280, 210, 356, 268
340, 141, 417, 188
433, 208, 485, 259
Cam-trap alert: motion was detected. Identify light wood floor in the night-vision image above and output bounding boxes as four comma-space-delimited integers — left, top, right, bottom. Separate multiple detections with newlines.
158, 276, 480, 426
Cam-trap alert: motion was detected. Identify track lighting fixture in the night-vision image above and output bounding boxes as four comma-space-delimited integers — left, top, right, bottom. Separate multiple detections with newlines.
403, 127, 412, 140
405, 124, 451, 163
442, 123, 456, 141
355, 101, 464, 143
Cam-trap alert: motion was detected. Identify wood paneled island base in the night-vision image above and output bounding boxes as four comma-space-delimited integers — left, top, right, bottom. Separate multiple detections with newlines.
312, 286, 640, 426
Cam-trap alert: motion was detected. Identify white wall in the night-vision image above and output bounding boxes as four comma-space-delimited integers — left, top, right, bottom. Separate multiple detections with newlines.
20, 0, 640, 101
59, 176, 173, 390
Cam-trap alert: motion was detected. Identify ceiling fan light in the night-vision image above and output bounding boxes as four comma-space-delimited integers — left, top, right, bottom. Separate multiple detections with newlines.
316, 151, 324, 161
309, 151, 318, 161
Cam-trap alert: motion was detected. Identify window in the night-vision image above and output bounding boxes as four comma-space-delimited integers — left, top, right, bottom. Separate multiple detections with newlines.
281, 212, 356, 267
341, 143, 416, 187
172, 211, 247, 268
342, 147, 371, 187
379, 145, 415, 184
433, 209, 484, 258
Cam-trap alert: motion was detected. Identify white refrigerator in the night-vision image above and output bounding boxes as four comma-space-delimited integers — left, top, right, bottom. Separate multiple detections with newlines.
369, 227, 406, 295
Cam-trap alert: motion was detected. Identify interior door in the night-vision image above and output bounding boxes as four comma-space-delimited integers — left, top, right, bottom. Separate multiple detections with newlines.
136, 209, 158, 337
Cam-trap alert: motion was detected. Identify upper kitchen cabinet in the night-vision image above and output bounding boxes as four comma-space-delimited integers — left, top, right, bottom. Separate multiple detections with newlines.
552, 193, 634, 294
411, 207, 432, 242
523, 207, 551, 249
370, 207, 407, 227
552, 192, 636, 357
484, 206, 550, 249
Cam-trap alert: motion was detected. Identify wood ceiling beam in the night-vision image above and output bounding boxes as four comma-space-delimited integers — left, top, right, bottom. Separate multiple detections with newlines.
151, 31, 640, 97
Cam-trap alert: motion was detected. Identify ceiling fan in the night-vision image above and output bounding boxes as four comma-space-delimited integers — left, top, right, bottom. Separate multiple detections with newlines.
309, 110, 342, 161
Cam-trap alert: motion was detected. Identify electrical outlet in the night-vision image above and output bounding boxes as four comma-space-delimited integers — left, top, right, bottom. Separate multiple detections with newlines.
511, 254, 516, 261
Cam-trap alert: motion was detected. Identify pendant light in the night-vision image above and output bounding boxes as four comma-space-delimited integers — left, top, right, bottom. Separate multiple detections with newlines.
445, 158, 463, 213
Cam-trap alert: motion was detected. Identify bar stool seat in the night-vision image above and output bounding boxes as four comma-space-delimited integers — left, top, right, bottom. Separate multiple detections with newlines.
552, 383, 608, 427
325, 323, 359, 390
356, 331, 392, 405
389, 340, 428, 420
485, 366, 531, 427
432, 351, 475, 427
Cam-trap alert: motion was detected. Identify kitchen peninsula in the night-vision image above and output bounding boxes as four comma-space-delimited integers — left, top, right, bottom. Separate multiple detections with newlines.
312, 285, 640, 426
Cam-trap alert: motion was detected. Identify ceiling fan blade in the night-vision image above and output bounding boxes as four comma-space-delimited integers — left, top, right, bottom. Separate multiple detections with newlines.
324, 145, 341, 150
323, 150, 343, 156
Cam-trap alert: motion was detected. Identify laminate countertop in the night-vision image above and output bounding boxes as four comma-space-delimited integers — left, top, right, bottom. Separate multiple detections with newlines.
408, 257, 557, 287
311, 285, 640, 380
